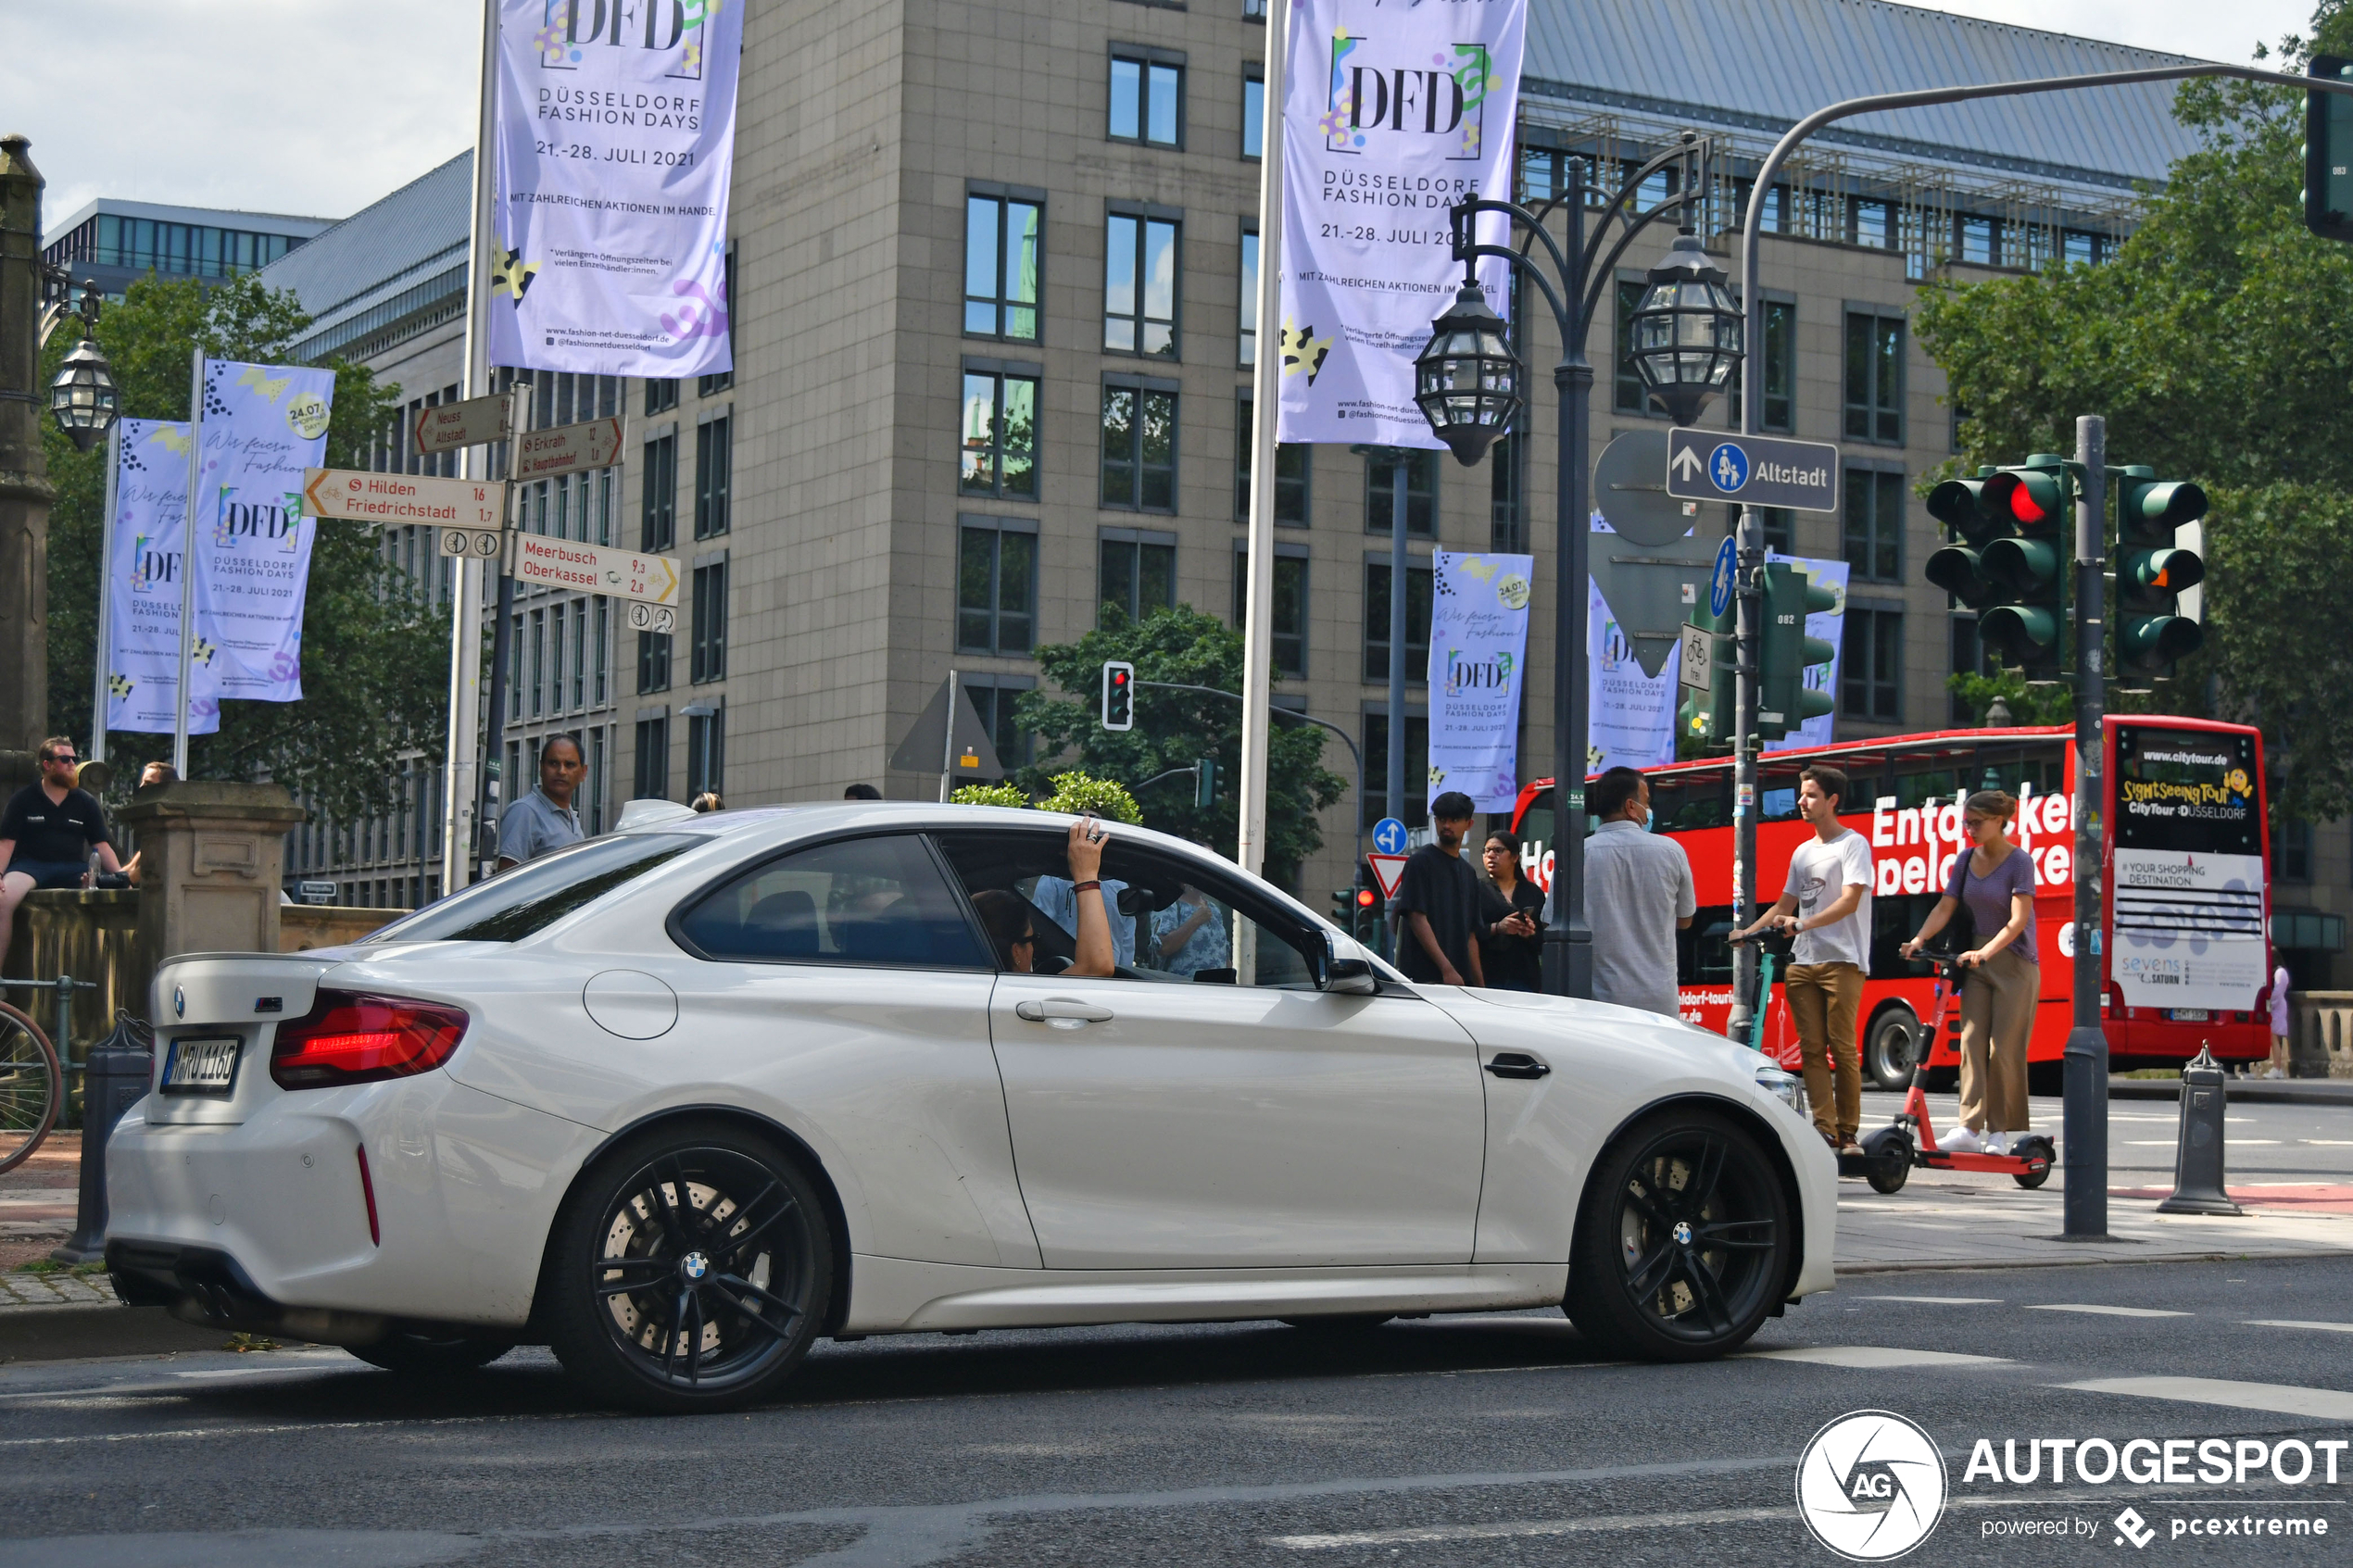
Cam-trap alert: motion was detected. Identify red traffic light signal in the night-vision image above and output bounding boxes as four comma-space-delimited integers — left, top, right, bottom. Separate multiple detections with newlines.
1101, 661, 1135, 731
1355, 887, 1378, 909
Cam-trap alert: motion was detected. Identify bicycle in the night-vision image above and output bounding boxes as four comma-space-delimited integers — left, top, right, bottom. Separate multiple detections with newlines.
0, 975, 101, 1175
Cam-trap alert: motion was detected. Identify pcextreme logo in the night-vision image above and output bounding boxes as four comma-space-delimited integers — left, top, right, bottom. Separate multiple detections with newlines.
1795, 1410, 1948, 1561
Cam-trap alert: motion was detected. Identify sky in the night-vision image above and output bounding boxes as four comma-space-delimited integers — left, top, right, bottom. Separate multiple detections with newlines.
1, 0, 2319, 236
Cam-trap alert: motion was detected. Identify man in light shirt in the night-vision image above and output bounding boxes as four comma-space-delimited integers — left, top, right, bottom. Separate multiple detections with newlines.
1733, 763, 1873, 1152
1579, 767, 1695, 1017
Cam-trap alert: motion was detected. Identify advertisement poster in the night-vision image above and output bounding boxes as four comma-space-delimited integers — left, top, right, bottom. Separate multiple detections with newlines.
2110, 725, 2268, 1010
104, 419, 214, 736
1277, 0, 1525, 447
1763, 552, 1847, 755
1425, 550, 1533, 811
1587, 578, 1680, 771
189, 358, 335, 705
489, 0, 745, 379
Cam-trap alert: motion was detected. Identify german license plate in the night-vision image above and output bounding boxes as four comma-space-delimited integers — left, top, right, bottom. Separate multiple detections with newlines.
162, 1035, 242, 1094
2167, 1008, 2210, 1022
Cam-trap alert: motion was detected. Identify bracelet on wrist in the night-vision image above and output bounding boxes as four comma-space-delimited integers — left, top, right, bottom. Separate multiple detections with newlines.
1073, 879, 1101, 894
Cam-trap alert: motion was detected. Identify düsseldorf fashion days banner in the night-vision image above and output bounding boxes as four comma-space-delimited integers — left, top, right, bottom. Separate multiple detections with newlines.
105, 419, 215, 736
490, 0, 744, 379
189, 358, 335, 706
1277, 0, 1525, 448
1426, 550, 1534, 812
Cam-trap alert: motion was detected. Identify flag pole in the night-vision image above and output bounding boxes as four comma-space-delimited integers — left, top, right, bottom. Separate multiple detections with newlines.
91, 418, 120, 766
1238, 0, 1288, 894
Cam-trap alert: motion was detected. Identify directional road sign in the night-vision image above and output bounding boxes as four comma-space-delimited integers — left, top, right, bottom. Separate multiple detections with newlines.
304, 469, 504, 529
510, 534, 681, 608
1666, 429, 1840, 513
1372, 817, 1409, 856
1710, 534, 1737, 617
411, 394, 512, 455
511, 417, 623, 482
1678, 622, 1718, 692
1365, 852, 1408, 901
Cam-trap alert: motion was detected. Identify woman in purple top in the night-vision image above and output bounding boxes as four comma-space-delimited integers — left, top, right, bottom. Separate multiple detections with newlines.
1900, 790, 2039, 1154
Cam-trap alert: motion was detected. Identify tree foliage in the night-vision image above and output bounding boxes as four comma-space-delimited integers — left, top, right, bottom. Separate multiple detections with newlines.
39, 274, 444, 821
1013, 606, 1348, 887
1914, 6, 2353, 825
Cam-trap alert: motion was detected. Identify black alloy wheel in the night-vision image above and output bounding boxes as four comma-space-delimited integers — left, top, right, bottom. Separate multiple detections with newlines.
1865, 1007, 1922, 1092
346, 1333, 515, 1375
544, 1122, 832, 1413
1566, 1110, 1791, 1361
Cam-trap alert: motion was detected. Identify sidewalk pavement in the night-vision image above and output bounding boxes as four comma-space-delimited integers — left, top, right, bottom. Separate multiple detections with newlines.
2108, 1075, 2353, 1107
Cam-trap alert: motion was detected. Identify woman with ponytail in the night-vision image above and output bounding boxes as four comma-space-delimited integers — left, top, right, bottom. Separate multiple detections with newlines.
1901, 789, 2039, 1154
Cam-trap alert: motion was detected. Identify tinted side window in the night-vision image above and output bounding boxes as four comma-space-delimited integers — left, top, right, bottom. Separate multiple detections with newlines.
676, 834, 988, 969
368, 834, 698, 944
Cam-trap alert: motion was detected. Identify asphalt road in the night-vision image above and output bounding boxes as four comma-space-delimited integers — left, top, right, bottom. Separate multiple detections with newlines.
6, 1256, 2351, 1567
1865, 1090, 2353, 1179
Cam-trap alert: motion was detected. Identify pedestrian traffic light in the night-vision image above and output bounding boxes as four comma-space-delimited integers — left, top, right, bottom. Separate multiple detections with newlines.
1975, 455, 2072, 678
1676, 597, 1735, 747
1756, 562, 1837, 741
1924, 470, 2005, 610
1194, 756, 1220, 809
1101, 661, 1134, 731
2111, 465, 2208, 679
2307, 56, 2353, 242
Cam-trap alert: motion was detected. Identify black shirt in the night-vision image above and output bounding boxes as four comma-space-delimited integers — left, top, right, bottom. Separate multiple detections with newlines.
1478, 876, 1547, 992
1392, 844, 1483, 984
1, 784, 110, 865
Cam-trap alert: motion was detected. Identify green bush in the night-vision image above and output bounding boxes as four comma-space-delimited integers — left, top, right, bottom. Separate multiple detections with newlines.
950, 783, 1030, 809
1036, 772, 1142, 824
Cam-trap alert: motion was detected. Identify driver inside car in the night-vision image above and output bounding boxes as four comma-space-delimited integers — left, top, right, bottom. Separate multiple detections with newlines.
967, 819, 1117, 977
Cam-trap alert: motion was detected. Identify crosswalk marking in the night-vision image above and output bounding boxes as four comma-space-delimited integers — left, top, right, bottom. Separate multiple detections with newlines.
2060, 1375, 2353, 1422
2023, 1304, 2190, 1318
2244, 1319, 2353, 1336
1268, 1506, 1788, 1549
1745, 1346, 2008, 1368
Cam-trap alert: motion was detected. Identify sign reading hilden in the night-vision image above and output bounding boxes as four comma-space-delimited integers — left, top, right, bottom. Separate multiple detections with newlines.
1664, 428, 1841, 513
304, 470, 504, 529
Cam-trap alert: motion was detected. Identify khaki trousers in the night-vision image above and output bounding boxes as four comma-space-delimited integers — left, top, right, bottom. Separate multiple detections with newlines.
1956, 947, 2037, 1133
1785, 961, 1864, 1142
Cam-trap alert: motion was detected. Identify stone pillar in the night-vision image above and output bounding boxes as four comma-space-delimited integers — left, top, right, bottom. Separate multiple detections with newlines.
1, 134, 55, 756
117, 783, 306, 1011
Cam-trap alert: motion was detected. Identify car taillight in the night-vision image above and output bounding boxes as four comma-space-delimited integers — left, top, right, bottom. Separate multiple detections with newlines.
270, 991, 469, 1089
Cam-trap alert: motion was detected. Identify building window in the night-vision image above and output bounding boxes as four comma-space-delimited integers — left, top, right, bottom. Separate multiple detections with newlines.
586, 726, 608, 834
634, 714, 669, 800
1958, 213, 1998, 266
1843, 468, 1905, 583
1844, 311, 1905, 445
1361, 710, 1429, 830
1239, 225, 1258, 366
1101, 379, 1177, 511
1105, 208, 1179, 358
1242, 74, 1264, 159
2274, 819, 2313, 884
636, 629, 672, 695
1100, 531, 1176, 625
591, 596, 607, 707
694, 414, 731, 539
1109, 48, 1183, 147
691, 558, 727, 684
1614, 279, 1655, 415
958, 519, 1037, 655
1364, 450, 1436, 536
1842, 608, 1903, 721
964, 192, 1042, 342
1233, 547, 1307, 676
960, 367, 1038, 498
696, 252, 736, 395
686, 706, 724, 800
1234, 390, 1309, 524
641, 433, 677, 551
964, 682, 1034, 769
1731, 298, 1794, 433
1853, 199, 1894, 249
1363, 558, 1433, 683
646, 379, 679, 416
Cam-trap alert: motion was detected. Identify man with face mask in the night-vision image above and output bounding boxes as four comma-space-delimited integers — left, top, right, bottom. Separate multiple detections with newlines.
1577, 766, 1695, 1018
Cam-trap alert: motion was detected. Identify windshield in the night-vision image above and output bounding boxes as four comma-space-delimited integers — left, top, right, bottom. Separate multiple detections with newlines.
364, 834, 699, 944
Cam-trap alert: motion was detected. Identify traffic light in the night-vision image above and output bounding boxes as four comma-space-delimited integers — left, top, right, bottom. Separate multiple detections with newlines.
1101, 660, 1134, 730
1676, 597, 1735, 747
1194, 756, 1220, 809
1756, 562, 1837, 741
1335, 869, 1379, 940
1924, 470, 2005, 610
1975, 455, 2072, 677
2308, 56, 2353, 242
2112, 465, 2208, 679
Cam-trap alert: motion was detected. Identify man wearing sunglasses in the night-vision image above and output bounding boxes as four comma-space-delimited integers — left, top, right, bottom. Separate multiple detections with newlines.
0, 737, 124, 961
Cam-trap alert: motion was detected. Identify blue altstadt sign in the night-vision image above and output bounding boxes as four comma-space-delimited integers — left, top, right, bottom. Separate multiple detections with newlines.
1666, 429, 1841, 513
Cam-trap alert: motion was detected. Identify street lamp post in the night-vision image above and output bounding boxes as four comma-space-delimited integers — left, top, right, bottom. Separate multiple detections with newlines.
1413, 141, 1740, 998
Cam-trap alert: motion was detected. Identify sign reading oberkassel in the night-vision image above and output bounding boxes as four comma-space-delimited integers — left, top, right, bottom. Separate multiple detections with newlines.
510, 535, 680, 608
1665, 428, 1841, 513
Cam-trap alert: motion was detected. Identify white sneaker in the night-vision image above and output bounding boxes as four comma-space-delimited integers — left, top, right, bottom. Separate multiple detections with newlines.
1942, 1126, 1983, 1154
1987, 1130, 2012, 1156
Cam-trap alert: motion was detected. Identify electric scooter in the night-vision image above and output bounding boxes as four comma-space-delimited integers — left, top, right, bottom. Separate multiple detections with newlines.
1842, 949, 2056, 1194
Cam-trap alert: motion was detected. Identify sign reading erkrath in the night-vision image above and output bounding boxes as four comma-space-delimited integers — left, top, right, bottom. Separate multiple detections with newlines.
1277, 0, 1525, 448
489, 0, 744, 380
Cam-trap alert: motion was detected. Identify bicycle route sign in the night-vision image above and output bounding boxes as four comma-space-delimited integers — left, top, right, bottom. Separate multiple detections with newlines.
1665, 429, 1841, 513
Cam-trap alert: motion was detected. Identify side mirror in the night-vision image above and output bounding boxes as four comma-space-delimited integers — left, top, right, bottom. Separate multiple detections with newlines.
1316, 930, 1379, 995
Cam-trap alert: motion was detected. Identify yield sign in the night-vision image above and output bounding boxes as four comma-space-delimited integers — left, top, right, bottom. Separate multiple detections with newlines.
1365, 852, 1408, 901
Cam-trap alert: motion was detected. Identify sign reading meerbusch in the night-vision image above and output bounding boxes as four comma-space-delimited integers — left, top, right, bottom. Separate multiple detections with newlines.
487, 0, 745, 380
1275, 0, 1526, 448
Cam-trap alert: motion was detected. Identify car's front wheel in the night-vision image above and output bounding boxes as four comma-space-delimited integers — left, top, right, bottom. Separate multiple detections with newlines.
543, 1120, 833, 1413
1566, 1108, 1792, 1361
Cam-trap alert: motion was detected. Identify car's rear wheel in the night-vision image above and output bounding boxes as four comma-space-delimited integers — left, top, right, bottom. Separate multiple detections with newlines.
1566, 1109, 1791, 1361
346, 1333, 514, 1375
544, 1121, 833, 1413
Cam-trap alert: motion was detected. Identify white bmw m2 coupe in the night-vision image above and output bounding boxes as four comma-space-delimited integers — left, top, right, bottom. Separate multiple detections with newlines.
106, 803, 1834, 1411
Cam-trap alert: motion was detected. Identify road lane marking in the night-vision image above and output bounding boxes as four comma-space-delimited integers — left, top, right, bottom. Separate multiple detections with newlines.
2245, 1319, 2353, 1335
2023, 1304, 2190, 1318
1743, 1346, 2008, 1367
2059, 1375, 2353, 1422
1268, 1505, 1789, 1549
1856, 1295, 2003, 1305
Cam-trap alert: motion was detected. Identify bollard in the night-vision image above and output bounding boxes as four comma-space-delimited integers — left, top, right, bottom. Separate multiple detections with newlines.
2156, 1043, 2245, 1217
50, 1013, 156, 1265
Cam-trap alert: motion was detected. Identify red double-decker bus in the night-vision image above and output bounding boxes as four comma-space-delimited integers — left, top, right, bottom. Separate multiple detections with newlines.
1510, 717, 2274, 1089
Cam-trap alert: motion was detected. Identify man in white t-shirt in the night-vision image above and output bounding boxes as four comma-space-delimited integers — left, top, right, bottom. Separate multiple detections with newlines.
1733, 763, 1872, 1152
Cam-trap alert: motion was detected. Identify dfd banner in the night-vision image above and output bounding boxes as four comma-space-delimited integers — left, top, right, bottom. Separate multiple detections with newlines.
1277, 0, 1524, 447
1426, 550, 1533, 811
104, 419, 215, 735
1588, 578, 1679, 771
489, 0, 744, 379
189, 358, 335, 705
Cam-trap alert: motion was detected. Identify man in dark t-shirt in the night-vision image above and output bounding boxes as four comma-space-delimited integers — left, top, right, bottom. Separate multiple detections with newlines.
1390, 791, 1486, 987
0, 736, 122, 962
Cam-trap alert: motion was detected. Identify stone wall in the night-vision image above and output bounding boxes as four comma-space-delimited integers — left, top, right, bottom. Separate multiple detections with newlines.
2292, 992, 2353, 1080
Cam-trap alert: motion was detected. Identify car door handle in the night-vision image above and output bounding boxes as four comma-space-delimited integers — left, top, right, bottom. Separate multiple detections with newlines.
1014, 997, 1114, 1023
1485, 1052, 1552, 1080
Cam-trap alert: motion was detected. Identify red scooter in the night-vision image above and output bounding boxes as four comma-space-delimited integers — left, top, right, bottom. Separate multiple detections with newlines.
1843, 949, 2055, 1194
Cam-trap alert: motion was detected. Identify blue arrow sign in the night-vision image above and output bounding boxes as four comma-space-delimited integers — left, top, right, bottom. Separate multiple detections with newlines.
1665, 428, 1841, 513
1710, 534, 1737, 618
1372, 817, 1408, 856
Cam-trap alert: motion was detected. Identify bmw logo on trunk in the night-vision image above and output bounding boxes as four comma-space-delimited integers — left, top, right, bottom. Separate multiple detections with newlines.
173, 985, 185, 1019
